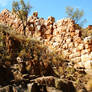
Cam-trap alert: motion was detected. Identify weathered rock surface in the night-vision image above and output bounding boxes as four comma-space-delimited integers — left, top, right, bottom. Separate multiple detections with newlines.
0, 9, 92, 92
0, 9, 92, 72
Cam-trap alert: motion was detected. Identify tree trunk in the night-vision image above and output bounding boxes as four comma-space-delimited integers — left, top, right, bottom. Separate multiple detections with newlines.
21, 20, 27, 36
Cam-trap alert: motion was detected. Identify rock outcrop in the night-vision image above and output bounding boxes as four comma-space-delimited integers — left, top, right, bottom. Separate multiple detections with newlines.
0, 9, 92, 72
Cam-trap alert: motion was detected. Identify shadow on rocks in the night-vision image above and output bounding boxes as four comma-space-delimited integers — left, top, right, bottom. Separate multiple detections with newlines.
0, 65, 14, 86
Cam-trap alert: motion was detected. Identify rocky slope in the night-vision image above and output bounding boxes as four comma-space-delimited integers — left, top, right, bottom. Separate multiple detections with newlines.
0, 9, 92, 92
0, 9, 92, 71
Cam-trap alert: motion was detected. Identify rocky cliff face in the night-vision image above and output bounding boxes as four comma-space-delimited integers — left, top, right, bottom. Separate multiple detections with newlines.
0, 9, 92, 72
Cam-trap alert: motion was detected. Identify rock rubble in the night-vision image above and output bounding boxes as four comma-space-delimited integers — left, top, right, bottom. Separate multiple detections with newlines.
0, 9, 92, 71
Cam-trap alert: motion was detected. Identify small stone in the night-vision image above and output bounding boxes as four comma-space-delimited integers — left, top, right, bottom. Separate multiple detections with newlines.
33, 11, 38, 17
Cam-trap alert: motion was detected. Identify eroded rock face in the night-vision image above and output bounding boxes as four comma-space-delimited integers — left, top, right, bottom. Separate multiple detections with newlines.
0, 9, 92, 71
15, 57, 56, 77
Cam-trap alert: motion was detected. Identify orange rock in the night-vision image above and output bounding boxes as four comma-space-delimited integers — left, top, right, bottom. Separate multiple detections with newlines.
88, 25, 92, 30
33, 11, 38, 17
70, 32, 75, 37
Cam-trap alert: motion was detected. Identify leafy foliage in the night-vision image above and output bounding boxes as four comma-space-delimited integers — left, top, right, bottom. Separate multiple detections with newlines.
12, 0, 31, 35
81, 27, 92, 38
66, 6, 87, 26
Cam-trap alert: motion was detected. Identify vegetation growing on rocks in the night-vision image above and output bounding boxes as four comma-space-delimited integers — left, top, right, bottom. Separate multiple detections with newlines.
0, 0, 92, 92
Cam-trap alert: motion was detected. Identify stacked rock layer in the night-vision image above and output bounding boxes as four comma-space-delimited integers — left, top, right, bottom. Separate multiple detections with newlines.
0, 9, 92, 70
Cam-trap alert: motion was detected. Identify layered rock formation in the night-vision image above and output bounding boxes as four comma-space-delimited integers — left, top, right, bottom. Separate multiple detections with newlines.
0, 9, 92, 71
